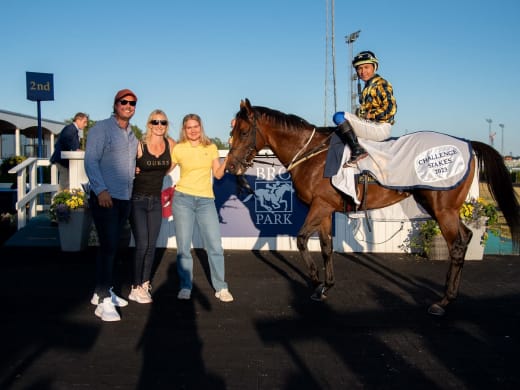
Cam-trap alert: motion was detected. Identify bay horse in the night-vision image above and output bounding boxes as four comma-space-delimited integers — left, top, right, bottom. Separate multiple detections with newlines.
226, 98, 520, 316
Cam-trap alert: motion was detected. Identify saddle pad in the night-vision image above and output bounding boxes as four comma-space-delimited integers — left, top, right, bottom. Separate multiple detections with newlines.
332, 131, 473, 205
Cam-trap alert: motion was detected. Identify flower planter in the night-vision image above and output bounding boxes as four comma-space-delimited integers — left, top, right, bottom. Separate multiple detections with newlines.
58, 209, 92, 251
426, 217, 487, 261
427, 235, 449, 260
409, 198, 495, 261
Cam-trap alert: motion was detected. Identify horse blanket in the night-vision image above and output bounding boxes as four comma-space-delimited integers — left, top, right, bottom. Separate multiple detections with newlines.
329, 131, 473, 205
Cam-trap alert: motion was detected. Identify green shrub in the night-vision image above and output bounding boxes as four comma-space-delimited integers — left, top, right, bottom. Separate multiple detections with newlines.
1, 156, 27, 175
0, 156, 27, 184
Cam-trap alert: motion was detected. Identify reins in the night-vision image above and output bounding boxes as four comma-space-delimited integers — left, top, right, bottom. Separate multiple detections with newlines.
242, 112, 332, 171
286, 131, 332, 171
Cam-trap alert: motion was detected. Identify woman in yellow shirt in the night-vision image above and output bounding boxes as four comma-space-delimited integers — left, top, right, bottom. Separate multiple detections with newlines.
171, 114, 233, 302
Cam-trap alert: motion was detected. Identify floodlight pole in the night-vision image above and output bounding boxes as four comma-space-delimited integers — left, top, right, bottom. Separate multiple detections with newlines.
485, 118, 492, 146
499, 123, 504, 156
345, 30, 360, 113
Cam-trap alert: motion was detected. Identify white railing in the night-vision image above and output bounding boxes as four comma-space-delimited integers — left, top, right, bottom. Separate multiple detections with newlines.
8, 158, 58, 229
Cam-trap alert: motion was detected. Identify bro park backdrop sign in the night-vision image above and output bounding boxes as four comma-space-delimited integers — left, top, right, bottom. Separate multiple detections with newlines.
213, 154, 313, 239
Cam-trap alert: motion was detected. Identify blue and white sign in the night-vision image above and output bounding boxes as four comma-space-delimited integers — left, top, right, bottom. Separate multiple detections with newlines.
26, 72, 54, 101
214, 155, 310, 238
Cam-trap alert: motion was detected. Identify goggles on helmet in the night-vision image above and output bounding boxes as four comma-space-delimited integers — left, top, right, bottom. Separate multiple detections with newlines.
352, 51, 379, 69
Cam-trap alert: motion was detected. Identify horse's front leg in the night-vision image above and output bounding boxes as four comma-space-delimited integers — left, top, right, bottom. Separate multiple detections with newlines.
429, 224, 472, 316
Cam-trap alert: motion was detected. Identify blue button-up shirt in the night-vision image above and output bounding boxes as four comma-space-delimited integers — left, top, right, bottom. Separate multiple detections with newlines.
84, 116, 138, 200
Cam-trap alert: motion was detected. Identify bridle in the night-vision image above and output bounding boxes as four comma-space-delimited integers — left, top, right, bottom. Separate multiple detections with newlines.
229, 113, 267, 170
230, 110, 331, 172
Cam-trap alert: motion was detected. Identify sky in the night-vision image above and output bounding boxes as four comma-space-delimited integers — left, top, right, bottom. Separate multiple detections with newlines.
1, 0, 519, 155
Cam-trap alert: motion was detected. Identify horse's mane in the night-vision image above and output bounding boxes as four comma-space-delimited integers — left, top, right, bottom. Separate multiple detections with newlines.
237, 105, 315, 131
237, 104, 335, 134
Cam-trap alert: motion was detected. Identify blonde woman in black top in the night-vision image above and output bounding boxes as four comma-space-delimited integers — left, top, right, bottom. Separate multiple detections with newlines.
129, 109, 176, 303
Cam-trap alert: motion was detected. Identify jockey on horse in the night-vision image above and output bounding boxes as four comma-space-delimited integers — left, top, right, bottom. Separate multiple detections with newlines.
330, 50, 397, 169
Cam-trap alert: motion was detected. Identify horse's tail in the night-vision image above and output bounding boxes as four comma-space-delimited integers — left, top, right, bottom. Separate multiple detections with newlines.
471, 141, 520, 252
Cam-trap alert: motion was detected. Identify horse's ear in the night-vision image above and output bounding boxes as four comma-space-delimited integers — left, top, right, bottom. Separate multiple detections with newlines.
240, 98, 252, 109
242, 98, 253, 118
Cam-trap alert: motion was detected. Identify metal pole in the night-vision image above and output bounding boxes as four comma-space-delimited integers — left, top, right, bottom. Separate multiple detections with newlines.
37, 100, 43, 184
331, 0, 337, 113
349, 42, 355, 113
345, 30, 360, 113
485, 118, 492, 146
37, 100, 44, 204
499, 123, 504, 156
324, 0, 329, 125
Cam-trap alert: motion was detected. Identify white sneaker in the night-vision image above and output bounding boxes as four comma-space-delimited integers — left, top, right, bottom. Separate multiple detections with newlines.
177, 288, 191, 300
91, 288, 129, 307
94, 297, 121, 322
128, 285, 153, 304
215, 288, 234, 302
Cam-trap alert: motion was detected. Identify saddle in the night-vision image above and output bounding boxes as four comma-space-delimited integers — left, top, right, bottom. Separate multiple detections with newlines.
340, 172, 381, 214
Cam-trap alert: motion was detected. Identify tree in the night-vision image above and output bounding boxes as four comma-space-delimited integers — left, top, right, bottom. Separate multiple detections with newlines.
131, 124, 143, 140
211, 137, 229, 150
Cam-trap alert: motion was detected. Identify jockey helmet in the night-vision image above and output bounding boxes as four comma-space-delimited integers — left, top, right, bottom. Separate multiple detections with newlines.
352, 51, 379, 70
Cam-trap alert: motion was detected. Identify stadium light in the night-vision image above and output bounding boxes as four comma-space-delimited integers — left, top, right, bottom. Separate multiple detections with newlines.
499, 123, 504, 156
345, 30, 361, 113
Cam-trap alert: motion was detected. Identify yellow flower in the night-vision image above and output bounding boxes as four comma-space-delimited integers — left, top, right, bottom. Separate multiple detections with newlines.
459, 197, 498, 225
50, 188, 88, 222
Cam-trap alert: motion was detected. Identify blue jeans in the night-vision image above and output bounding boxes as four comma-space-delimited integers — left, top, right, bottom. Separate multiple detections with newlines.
89, 192, 131, 300
172, 191, 227, 292
130, 194, 162, 286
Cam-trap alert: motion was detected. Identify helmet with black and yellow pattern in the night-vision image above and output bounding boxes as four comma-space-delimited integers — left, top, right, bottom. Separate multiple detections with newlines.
352, 51, 379, 70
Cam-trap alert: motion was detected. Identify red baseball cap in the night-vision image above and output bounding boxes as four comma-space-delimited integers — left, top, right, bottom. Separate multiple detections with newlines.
114, 89, 137, 104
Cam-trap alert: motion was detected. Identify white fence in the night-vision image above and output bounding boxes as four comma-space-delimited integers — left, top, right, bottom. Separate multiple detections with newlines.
8, 158, 58, 229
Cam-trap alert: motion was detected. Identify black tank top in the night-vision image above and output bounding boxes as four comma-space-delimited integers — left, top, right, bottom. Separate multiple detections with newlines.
133, 138, 172, 196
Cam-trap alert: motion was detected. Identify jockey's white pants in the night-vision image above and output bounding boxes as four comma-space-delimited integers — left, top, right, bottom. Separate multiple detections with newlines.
344, 112, 392, 141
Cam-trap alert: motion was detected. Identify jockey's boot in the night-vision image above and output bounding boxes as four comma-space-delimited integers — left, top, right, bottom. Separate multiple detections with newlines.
335, 121, 368, 167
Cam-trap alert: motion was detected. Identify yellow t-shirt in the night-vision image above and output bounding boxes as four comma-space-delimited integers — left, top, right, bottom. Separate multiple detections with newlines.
171, 142, 219, 198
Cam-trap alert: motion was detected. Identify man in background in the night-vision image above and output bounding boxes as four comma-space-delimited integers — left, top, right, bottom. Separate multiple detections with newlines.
50, 112, 88, 190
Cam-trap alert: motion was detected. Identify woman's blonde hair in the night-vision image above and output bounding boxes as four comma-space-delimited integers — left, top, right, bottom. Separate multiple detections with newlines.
143, 109, 170, 144
179, 113, 212, 146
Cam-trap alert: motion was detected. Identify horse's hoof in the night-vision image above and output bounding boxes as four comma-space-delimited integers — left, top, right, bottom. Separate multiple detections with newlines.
310, 285, 328, 301
310, 292, 327, 301
428, 303, 446, 316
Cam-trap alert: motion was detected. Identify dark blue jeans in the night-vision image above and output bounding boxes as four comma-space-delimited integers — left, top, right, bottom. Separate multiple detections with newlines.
130, 194, 162, 286
89, 192, 131, 300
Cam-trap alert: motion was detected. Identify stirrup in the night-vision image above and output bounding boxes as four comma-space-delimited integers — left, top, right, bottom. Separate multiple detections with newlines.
342, 152, 368, 168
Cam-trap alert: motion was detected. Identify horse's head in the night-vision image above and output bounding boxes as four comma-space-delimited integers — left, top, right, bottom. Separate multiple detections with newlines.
226, 98, 267, 175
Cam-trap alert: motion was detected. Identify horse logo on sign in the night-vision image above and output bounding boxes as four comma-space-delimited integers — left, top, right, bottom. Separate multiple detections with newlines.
254, 181, 294, 212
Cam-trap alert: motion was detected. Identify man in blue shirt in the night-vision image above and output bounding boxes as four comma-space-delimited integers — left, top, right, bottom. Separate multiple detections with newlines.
85, 89, 139, 322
